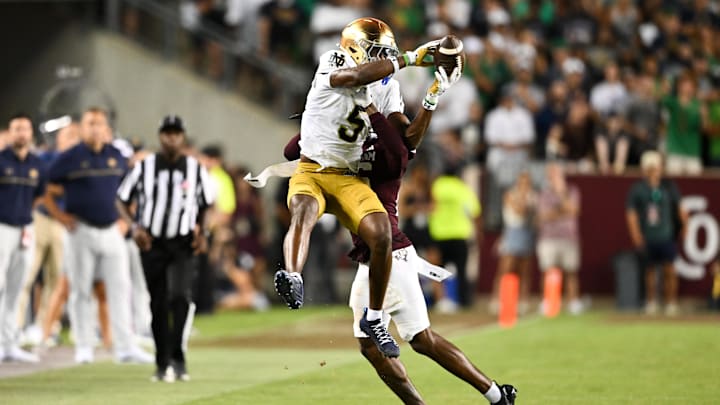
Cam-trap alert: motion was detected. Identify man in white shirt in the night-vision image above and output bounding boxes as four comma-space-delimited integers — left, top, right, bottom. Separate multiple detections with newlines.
484, 89, 535, 228
590, 62, 628, 117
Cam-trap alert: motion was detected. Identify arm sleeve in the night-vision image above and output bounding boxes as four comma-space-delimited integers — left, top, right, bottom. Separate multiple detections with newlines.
284, 134, 302, 161
117, 161, 143, 204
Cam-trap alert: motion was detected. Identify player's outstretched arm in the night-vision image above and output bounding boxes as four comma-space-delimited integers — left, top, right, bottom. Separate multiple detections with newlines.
404, 66, 462, 149
330, 58, 403, 88
330, 40, 440, 88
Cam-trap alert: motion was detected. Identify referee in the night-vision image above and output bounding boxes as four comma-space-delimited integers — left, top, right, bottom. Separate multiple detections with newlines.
117, 115, 214, 383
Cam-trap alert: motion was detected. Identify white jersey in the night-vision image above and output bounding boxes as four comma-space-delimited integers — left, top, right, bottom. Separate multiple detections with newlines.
299, 49, 404, 171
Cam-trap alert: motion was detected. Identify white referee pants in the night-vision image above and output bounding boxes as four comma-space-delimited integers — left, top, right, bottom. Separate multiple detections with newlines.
67, 223, 132, 354
0, 222, 34, 350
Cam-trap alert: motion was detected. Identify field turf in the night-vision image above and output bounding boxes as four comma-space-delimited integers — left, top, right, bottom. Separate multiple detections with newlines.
0, 306, 717, 404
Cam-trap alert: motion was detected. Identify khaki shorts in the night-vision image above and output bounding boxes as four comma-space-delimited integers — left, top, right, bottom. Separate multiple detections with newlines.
287, 162, 386, 233
666, 154, 702, 176
537, 238, 580, 272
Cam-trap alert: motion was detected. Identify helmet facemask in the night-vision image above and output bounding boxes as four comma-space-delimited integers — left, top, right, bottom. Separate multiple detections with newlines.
340, 18, 399, 65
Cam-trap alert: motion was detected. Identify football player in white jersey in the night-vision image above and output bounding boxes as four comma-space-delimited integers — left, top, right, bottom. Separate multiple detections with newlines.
275, 17, 436, 358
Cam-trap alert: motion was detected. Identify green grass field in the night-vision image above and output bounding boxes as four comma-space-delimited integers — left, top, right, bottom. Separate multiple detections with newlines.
1, 307, 718, 404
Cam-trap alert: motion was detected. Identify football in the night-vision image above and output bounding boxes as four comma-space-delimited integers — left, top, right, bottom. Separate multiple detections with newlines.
434, 34, 465, 75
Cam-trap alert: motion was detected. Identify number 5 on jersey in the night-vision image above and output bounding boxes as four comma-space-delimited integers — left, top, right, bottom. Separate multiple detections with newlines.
338, 105, 366, 143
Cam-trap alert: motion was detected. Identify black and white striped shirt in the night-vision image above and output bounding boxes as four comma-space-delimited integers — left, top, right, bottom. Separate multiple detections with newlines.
117, 154, 214, 239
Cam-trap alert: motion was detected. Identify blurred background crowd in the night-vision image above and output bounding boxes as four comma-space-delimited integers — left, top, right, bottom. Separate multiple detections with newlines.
1, 0, 719, 362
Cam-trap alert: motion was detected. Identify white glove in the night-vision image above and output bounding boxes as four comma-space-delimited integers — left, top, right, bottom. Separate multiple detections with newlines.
422, 66, 462, 111
354, 86, 373, 109
402, 39, 441, 67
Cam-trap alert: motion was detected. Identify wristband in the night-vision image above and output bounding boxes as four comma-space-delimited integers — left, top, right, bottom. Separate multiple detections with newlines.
388, 56, 400, 74
401, 52, 414, 66
422, 93, 439, 111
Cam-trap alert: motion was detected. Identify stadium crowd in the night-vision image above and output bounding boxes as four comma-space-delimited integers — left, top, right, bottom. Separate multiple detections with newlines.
170, 0, 720, 174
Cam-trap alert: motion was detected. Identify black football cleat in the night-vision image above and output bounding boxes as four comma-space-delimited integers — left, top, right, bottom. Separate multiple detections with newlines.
492, 383, 517, 405
274, 269, 304, 309
359, 308, 400, 358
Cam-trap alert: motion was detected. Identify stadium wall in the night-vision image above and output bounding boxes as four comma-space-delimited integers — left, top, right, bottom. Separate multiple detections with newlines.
88, 30, 297, 172
2, 24, 296, 176
478, 173, 720, 299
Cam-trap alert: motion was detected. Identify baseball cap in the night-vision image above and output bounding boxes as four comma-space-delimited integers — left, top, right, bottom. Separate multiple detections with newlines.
159, 115, 185, 133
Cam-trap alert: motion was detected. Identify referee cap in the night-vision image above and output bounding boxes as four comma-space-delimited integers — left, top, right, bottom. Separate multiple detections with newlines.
159, 115, 185, 133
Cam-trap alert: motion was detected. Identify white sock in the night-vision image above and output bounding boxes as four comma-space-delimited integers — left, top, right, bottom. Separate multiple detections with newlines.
484, 382, 502, 404
366, 309, 383, 322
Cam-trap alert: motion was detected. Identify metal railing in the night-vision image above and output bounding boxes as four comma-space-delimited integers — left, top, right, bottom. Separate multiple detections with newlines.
104, 0, 311, 116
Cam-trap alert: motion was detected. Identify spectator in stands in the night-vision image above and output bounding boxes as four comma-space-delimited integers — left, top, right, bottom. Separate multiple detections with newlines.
535, 80, 569, 159
505, 63, 545, 114
383, 0, 426, 38
558, 2, 597, 49
624, 74, 661, 166
547, 94, 595, 172
309, 0, 368, 62
537, 162, 583, 315
180, 0, 228, 77
590, 62, 628, 117
609, 0, 639, 44
626, 151, 687, 316
561, 57, 588, 100
707, 87, 720, 167
661, 74, 707, 175
595, 112, 630, 175
258, 0, 307, 64
490, 171, 537, 316
467, 36, 512, 109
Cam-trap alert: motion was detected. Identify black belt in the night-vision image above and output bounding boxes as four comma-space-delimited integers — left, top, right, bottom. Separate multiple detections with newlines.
80, 220, 116, 229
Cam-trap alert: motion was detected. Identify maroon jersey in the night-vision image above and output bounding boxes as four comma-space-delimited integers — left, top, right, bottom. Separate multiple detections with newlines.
349, 113, 414, 263
283, 112, 414, 263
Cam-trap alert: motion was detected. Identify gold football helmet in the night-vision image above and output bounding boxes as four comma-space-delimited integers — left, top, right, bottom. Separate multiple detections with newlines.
339, 17, 399, 65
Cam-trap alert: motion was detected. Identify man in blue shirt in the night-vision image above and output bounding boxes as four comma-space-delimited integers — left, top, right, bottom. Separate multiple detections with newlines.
15, 123, 79, 345
44, 108, 152, 364
0, 113, 45, 363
